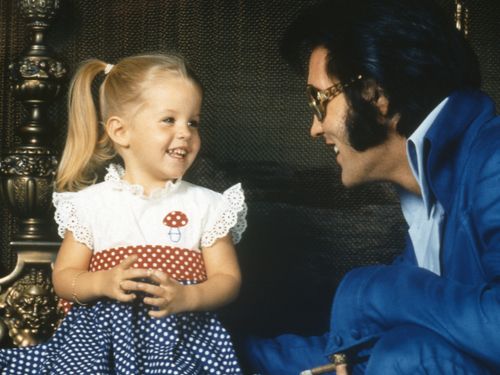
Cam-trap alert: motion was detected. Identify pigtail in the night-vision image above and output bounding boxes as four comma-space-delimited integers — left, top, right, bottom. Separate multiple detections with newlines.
55, 60, 115, 192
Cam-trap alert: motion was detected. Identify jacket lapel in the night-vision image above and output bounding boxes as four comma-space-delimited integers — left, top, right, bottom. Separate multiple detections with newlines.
425, 90, 497, 212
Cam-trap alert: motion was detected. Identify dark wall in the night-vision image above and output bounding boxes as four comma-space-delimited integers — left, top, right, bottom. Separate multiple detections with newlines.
1, 0, 499, 336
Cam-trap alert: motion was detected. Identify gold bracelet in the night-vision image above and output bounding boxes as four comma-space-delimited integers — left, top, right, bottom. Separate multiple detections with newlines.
71, 270, 88, 306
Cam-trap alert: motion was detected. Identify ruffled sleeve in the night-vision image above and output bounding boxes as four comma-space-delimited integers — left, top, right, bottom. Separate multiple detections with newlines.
201, 183, 247, 248
52, 191, 93, 250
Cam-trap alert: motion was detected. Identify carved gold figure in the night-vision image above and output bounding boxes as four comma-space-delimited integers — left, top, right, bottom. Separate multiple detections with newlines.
0, 270, 61, 347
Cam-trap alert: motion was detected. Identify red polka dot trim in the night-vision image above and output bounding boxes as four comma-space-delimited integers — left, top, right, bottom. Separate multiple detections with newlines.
60, 245, 206, 314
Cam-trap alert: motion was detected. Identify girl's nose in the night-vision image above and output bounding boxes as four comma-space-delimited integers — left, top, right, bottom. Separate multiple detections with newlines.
176, 124, 192, 139
310, 116, 324, 138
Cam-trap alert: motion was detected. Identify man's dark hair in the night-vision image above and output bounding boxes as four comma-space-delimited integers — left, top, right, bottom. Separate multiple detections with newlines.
281, 0, 481, 150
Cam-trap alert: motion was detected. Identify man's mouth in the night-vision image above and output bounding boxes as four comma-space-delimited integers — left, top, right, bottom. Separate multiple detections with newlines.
325, 141, 340, 156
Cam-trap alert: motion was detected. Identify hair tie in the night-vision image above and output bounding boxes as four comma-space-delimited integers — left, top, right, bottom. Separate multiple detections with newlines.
104, 64, 114, 75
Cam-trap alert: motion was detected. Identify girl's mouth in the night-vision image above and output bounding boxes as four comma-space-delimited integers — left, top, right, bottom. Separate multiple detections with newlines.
167, 148, 187, 158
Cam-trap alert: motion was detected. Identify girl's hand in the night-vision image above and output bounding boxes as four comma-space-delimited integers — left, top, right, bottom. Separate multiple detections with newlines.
139, 269, 188, 318
99, 255, 151, 302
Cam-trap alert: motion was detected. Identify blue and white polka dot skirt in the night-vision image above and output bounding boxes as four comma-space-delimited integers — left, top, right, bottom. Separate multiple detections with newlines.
0, 300, 242, 374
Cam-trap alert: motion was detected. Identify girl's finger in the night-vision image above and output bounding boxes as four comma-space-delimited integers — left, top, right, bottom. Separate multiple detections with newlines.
120, 279, 155, 293
131, 281, 163, 296
124, 267, 154, 280
119, 279, 138, 292
119, 255, 139, 269
143, 296, 167, 307
149, 270, 171, 285
148, 309, 168, 319
116, 291, 136, 303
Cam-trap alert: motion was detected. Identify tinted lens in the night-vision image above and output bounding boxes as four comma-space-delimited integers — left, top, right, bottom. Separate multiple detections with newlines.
306, 85, 324, 121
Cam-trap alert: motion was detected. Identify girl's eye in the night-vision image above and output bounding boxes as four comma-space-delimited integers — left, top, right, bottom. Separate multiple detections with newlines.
188, 120, 200, 128
162, 117, 175, 124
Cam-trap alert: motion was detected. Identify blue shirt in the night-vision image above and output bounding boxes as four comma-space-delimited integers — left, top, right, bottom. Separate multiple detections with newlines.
399, 98, 448, 275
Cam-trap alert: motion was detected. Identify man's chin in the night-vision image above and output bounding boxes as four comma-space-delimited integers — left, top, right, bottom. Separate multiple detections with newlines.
340, 174, 362, 188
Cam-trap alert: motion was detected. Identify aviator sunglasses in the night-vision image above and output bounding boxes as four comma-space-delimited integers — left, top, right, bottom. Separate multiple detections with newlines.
306, 75, 363, 122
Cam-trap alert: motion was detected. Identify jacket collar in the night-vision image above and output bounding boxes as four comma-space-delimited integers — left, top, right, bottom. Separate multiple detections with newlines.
424, 90, 497, 212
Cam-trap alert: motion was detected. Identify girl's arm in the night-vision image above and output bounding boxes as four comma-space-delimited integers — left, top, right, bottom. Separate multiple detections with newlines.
52, 231, 152, 304
189, 234, 242, 310
142, 234, 241, 317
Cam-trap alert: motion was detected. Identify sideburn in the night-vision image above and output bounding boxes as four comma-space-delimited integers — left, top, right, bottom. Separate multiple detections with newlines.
345, 91, 390, 152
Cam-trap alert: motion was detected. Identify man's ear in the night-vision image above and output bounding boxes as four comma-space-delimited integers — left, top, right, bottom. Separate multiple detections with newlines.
362, 81, 390, 116
105, 116, 130, 148
375, 94, 401, 130
361, 81, 398, 128
375, 92, 389, 117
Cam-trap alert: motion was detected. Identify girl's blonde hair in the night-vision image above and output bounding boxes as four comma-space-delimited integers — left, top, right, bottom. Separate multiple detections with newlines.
55, 53, 201, 192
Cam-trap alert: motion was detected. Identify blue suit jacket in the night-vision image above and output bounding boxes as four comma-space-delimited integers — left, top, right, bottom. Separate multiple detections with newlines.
327, 90, 500, 367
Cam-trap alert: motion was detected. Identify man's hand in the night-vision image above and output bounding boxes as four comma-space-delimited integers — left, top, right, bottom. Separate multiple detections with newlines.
336, 363, 349, 375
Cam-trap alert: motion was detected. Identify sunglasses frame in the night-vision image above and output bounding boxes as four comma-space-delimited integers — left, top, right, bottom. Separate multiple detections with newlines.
306, 75, 363, 122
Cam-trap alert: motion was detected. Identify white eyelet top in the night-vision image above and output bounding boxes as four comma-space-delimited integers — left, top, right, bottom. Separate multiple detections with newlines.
53, 164, 247, 253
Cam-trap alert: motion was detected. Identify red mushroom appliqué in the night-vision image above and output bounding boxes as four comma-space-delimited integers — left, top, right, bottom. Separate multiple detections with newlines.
163, 211, 188, 242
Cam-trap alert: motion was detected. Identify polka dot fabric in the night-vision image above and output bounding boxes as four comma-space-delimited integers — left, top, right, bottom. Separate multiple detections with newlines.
0, 245, 241, 374
60, 245, 208, 314
0, 300, 241, 374
90, 245, 206, 279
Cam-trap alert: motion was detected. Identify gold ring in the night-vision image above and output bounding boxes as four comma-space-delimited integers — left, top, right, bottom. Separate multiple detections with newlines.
332, 353, 348, 366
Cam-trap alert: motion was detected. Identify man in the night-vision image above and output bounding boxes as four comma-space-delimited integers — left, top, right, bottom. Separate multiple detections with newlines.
243, 0, 500, 374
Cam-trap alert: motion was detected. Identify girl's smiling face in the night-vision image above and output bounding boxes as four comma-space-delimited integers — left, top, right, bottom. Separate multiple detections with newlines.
118, 75, 202, 193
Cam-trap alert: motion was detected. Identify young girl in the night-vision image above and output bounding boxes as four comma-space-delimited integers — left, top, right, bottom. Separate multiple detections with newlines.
0, 53, 247, 374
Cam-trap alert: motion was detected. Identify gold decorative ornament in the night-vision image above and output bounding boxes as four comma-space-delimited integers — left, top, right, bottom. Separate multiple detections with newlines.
0, 0, 64, 348
454, 0, 469, 38
0, 269, 61, 347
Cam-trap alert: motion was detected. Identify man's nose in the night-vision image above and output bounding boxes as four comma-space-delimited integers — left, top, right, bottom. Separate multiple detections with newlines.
310, 116, 324, 138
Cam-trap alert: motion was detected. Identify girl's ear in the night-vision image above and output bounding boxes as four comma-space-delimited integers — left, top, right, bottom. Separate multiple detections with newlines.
105, 116, 130, 148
